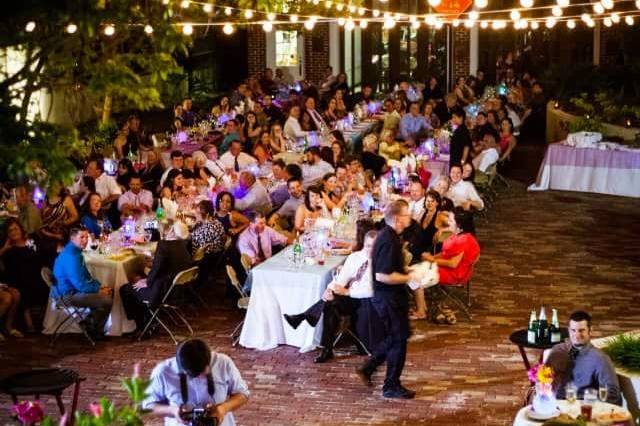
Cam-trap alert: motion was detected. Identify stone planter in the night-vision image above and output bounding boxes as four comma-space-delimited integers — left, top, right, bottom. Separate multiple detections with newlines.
546, 101, 640, 143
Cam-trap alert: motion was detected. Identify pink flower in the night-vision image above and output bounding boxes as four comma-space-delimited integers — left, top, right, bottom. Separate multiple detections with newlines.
88, 402, 102, 418
133, 362, 141, 379
12, 401, 45, 425
59, 413, 69, 426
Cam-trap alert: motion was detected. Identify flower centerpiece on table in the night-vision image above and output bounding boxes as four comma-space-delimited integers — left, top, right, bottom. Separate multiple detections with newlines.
528, 363, 557, 416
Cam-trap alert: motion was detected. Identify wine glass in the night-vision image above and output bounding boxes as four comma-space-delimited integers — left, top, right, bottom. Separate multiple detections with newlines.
90, 237, 99, 252
565, 382, 577, 404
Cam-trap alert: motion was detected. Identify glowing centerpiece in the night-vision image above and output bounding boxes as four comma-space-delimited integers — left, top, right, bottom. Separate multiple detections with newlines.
528, 364, 557, 416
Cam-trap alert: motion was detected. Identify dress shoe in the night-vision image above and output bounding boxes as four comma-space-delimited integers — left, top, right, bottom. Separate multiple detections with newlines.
283, 314, 304, 329
314, 349, 334, 363
355, 367, 373, 387
382, 385, 416, 399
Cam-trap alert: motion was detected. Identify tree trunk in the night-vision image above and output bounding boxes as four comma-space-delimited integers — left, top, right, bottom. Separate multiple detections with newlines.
101, 94, 113, 124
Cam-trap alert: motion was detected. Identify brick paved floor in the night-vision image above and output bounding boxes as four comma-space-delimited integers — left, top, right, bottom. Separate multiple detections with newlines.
1, 182, 640, 425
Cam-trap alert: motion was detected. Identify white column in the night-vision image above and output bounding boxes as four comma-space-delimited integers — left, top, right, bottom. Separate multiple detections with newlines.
329, 23, 340, 72
593, 22, 601, 66
469, 26, 479, 75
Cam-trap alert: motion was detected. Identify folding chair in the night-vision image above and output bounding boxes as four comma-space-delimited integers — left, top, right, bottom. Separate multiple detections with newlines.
40, 268, 96, 347
333, 315, 371, 356
240, 254, 252, 274
428, 257, 479, 321
226, 265, 250, 346
138, 266, 198, 345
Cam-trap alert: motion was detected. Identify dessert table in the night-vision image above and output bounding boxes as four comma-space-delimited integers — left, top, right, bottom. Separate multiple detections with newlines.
239, 247, 348, 352
528, 142, 640, 198
513, 400, 632, 426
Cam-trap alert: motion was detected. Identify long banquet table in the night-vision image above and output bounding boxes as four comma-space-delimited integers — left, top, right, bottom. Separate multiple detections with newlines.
528, 142, 640, 198
239, 247, 347, 352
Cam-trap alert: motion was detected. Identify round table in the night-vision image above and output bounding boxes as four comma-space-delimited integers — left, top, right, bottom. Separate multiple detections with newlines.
509, 328, 569, 372
513, 400, 632, 426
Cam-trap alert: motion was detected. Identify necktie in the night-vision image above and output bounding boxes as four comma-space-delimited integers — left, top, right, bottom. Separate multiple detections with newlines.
257, 233, 265, 261
346, 259, 369, 289
234, 155, 240, 172
567, 346, 580, 381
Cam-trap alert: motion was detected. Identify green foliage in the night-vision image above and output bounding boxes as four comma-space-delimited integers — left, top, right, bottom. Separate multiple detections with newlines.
603, 334, 640, 373
567, 116, 604, 134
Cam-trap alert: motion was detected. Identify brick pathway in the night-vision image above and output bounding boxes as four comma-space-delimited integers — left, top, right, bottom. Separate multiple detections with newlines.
1, 182, 640, 426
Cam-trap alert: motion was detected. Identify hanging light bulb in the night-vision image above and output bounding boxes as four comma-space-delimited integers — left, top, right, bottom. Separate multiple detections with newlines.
66, 23, 77, 33
325, 0, 332, 8
475, 0, 488, 8
566, 19, 575, 28
182, 24, 193, 35
510, 10, 521, 20
586, 19, 595, 27
469, 11, 480, 20
359, 19, 368, 28
290, 14, 299, 22
336, 3, 344, 11
348, 4, 357, 13
625, 15, 634, 25
25, 21, 36, 32
262, 21, 273, 32
581, 13, 591, 22
435, 20, 444, 28
345, 18, 355, 30
593, 3, 605, 14
104, 24, 115, 36
428, 0, 441, 6
530, 20, 539, 29
519, 19, 529, 28
552, 6, 562, 16
557, 0, 569, 6
412, 20, 421, 28
312, 0, 320, 4
480, 21, 488, 28
223, 23, 234, 34
304, 19, 315, 30
464, 19, 474, 27
545, 17, 556, 27
610, 13, 620, 23
600, 0, 613, 9
180, 0, 189, 9
144, 24, 154, 34
162, 0, 169, 4
244, 9, 254, 19
224, 7, 232, 16
426, 14, 437, 25
383, 11, 391, 18
452, 19, 461, 26
267, 12, 276, 21
372, 9, 380, 17
358, 7, 366, 15
520, 0, 534, 8
202, 3, 213, 13
337, 17, 346, 26
383, 17, 395, 29
603, 17, 612, 26
636, 0, 640, 9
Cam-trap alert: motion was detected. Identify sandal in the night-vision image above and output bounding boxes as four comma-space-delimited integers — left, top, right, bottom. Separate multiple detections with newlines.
409, 313, 427, 321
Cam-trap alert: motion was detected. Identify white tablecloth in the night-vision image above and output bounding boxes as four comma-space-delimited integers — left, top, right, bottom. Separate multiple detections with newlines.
513, 400, 631, 426
42, 252, 144, 337
528, 143, 640, 198
239, 248, 347, 352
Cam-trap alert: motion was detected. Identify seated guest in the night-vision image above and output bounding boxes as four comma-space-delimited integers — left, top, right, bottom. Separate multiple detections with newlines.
269, 178, 305, 231
219, 119, 242, 155
15, 185, 42, 236
329, 139, 346, 168
140, 150, 164, 193
52, 225, 113, 339
118, 175, 153, 219
267, 159, 289, 209
407, 180, 426, 222
462, 162, 475, 182
120, 222, 192, 332
284, 105, 308, 140
191, 151, 215, 187
211, 95, 232, 119
431, 175, 451, 198
0, 282, 22, 340
202, 144, 226, 179
446, 164, 484, 211
449, 106, 472, 168
80, 192, 104, 238
81, 158, 122, 205
38, 182, 79, 265
378, 129, 407, 162
294, 186, 330, 233
472, 134, 500, 173
269, 122, 290, 154
160, 150, 184, 188
301, 147, 335, 189
263, 94, 284, 125
191, 200, 226, 257
424, 76, 444, 102
454, 76, 475, 106
472, 111, 500, 143
237, 212, 289, 267
361, 134, 389, 179
215, 191, 250, 238
181, 97, 198, 127
220, 140, 258, 173
321, 173, 349, 210
234, 171, 272, 218
285, 230, 380, 363
116, 158, 135, 190
546, 311, 621, 405
323, 98, 340, 126
435, 93, 457, 124
399, 101, 430, 142
376, 98, 401, 132
142, 338, 249, 426
0, 218, 48, 334
498, 117, 518, 162
243, 112, 262, 152
423, 102, 440, 129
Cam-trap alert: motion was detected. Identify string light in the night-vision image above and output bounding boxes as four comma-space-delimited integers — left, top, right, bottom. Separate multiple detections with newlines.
566, 19, 576, 28
336, 3, 344, 11
25, 21, 36, 32
144, 24, 154, 34
593, 3, 605, 14
345, 18, 355, 30
435, 20, 444, 28
267, 12, 276, 21
358, 7, 366, 15
104, 24, 115, 36
359, 19, 368, 28
625, 15, 634, 24
637, 0, 640, 9
552, 6, 563, 16
480, 20, 488, 28
428, 0, 441, 7
348, 4, 357, 13
312, 0, 320, 5
223, 23, 234, 34
510, 10, 521, 20
304, 19, 315, 30
469, 11, 480, 20
202, 3, 213, 13
244, 9, 254, 19
182, 24, 193, 35
452, 19, 461, 26
412, 20, 421, 28
224, 7, 232, 16
603, 17, 612, 25
464, 19, 474, 27
426, 14, 437, 25
162, 0, 169, 4
394, 12, 402, 20
530, 20, 539, 29
66, 23, 77, 34
581, 13, 591, 21
290, 14, 299, 22
610, 13, 620, 23
262, 21, 273, 32
180, 0, 189, 9
372, 9, 380, 17
519, 19, 529, 28
601, 0, 614, 9
545, 17, 556, 27
520, 0, 534, 8
383, 17, 395, 29
337, 17, 345, 26
557, 0, 570, 6
586, 19, 595, 26
325, 1, 332, 9
475, 0, 488, 8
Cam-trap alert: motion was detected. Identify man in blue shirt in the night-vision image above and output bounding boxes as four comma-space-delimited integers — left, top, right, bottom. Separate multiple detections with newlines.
53, 225, 112, 339
399, 101, 430, 142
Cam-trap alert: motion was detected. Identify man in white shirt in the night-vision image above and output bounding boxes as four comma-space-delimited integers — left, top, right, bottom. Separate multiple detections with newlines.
319, 65, 336, 97
234, 171, 272, 218
142, 338, 249, 426
446, 164, 484, 211
160, 150, 184, 188
117, 175, 153, 218
407, 180, 426, 222
202, 144, 226, 179
472, 134, 500, 173
283, 105, 307, 140
219, 140, 257, 172
284, 230, 378, 363
84, 159, 122, 204
304, 96, 327, 131
301, 146, 334, 188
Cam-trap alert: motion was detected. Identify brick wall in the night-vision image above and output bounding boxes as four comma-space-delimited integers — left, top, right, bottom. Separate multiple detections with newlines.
453, 26, 471, 82
247, 27, 266, 77
303, 23, 330, 85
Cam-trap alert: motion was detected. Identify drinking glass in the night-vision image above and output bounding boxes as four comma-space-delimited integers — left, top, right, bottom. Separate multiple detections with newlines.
565, 383, 577, 404
598, 385, 608, 403
581, 388, 597, 420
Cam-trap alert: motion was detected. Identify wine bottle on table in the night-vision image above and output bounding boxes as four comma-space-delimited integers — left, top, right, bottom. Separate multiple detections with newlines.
550, 309, 561, 343
538, 306, 549, 344
527, 310, 538, 344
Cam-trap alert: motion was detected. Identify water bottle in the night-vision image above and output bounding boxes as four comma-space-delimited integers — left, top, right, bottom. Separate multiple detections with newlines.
293, 233, 303, 268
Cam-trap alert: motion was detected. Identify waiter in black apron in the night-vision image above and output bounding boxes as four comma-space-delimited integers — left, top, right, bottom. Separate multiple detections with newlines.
357, 199, 416, 399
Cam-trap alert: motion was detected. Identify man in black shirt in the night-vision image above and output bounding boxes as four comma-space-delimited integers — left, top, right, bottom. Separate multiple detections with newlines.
449, 106, 472, 168
357, 200, 416, 399
361, 134, 389, 179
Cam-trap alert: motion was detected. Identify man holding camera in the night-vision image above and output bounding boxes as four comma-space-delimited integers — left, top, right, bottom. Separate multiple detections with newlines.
143, 339, 249, 426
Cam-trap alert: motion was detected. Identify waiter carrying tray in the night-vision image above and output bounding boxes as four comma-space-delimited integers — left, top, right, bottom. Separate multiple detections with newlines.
356, 199, 417, 399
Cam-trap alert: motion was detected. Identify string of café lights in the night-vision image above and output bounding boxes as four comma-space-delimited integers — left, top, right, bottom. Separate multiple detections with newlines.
23, 0, 640, 37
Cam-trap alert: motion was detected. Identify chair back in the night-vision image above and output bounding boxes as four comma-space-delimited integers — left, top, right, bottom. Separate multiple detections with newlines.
173, 266, 199, 287
240, 254, 252, 273
485, 163, 498, 186
192, 246, 206, 263
226, 265, 247, 298
41, 267, 55, 288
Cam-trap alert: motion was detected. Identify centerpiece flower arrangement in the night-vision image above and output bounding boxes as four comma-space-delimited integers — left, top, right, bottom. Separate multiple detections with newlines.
528, 363, 558, 416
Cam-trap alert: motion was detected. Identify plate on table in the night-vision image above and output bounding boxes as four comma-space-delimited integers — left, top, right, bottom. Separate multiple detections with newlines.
593, 410, 631, 425
525, 406, 561, 421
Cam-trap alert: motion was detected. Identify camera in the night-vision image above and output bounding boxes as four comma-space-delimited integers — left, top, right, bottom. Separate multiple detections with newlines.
179, 404, 218, 426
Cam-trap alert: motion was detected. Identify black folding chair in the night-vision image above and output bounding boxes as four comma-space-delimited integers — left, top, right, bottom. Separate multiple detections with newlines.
40, 268, 96, 347
137, 266, 198, 345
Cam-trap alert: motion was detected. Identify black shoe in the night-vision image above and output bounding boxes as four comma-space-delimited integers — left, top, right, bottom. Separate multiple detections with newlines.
284, 314, 304, 329
383, 385, 416, 399
355, 367, 373, 387
305, 314, 321, 327
314, 349, 334, 363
